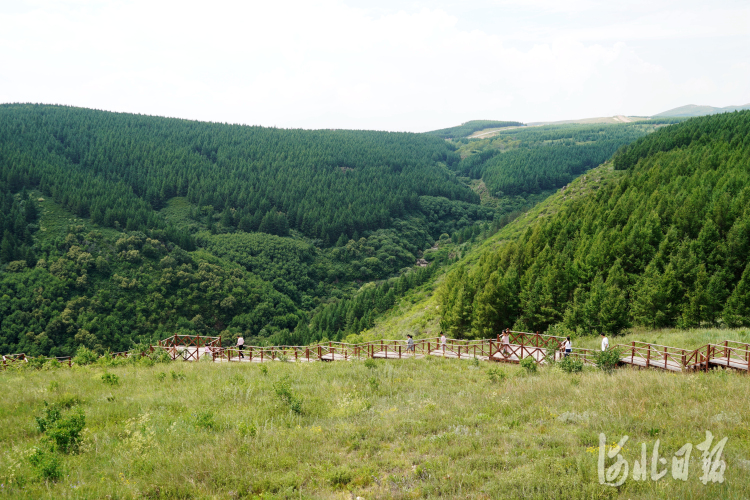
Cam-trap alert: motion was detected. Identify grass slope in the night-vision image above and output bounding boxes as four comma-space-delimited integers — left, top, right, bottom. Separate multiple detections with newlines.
2, 358, 748, 499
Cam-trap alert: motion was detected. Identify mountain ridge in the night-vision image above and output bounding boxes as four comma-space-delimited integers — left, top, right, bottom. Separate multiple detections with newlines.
653, 103, 750, 117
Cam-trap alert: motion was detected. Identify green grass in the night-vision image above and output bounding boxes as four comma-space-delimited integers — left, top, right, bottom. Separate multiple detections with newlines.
34, 190, 123, 243
2, 358, 748, 498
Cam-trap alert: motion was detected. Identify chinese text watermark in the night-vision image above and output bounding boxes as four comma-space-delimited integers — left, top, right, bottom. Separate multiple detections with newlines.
598, 431, 727, 486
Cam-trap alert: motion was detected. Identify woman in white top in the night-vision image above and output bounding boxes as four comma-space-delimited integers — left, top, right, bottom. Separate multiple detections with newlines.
562, 336, 572, 357
237, 336, 245, 359
501, 329, 510, 357
600, 333, 609, 351
440, 333, 447, 351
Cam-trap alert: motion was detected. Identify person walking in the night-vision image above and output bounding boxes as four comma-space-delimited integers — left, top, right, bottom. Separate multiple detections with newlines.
406, 334, 415, 354
501, 329, 510, 357
562, 336, 572, 357
440, 333, 447, 353
237, 335, 245, 359
600, 333, 609, 351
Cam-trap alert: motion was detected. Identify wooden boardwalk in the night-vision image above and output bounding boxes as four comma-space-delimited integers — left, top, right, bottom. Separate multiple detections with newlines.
4, 332, 749, 374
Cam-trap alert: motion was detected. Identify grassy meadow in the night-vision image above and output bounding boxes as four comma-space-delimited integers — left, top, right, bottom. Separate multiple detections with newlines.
2, 354, 749, 499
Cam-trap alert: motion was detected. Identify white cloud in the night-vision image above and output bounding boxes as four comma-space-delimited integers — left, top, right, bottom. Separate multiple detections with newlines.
0, 0, 748, 130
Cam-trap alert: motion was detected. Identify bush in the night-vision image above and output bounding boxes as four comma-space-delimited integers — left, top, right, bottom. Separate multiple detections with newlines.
519, 356, 538, 374
194, 410, 216, 430
558, 355, 584, 373
593, 347, 623, 373
487, 366, 506, 383
364, 358, 377, 370
72, 346, 98, 366
46, 409, 85, 453
36, 402, 86, 454
151, 348, 172, 364
274, 376, 303, 414
36, 402, 61, 433
101, 372, 119, 385
26, 356, 49, 370
326, 467, 353, 487
28, 447, 63, 481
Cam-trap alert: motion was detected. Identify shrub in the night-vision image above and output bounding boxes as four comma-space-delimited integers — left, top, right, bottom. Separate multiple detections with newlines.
57, 394, 81, 408
274, 376, 303, 414
26, 356, 49, 370
101, 372, 119, 385
28, 447, 63, 481
487, 367, 506, 383
36, 402, 86, 454
593, 347, 623, 373
239, 421, 257, 438
364, 358, 377, 370
129, 342, 151, 357
46, 409, 85, 453
326, 467, 353, 487
72, 346, 98, 366
558, 355, 584, 373
519, 356, 538, 374
368, 376, 380, 392
36, 402, 61, 433
194, 410, 216, 430
151, 348, 172, 364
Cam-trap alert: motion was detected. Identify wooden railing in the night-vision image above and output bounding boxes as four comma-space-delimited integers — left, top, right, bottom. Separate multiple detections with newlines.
617, 341, 690, 372
3, 331, 749, 373
704, 341, 750, 371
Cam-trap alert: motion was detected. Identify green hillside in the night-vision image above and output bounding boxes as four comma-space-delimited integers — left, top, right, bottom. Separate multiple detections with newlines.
0, 105, 659, 357
0, 104, 481, 244
437, 111, 750, 338
451, 121, 678, 197
653, 103, 750, 118
425, 120, 523, 139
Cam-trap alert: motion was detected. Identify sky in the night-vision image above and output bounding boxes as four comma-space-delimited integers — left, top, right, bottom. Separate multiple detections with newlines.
1, 0, 748, 131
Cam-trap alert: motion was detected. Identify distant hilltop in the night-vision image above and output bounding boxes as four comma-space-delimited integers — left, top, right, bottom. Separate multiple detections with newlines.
424, 120, 524, 139
652, 103, 750, 118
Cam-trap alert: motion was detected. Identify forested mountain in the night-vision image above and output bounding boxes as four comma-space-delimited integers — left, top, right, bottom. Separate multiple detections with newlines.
0, 104, 479, 244
426, 120, 523, 139
438, 111, 750, 338
449, 121, 680, 197
0, 104, 658, 357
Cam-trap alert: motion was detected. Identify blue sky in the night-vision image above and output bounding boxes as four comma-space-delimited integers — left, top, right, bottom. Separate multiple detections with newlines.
1, 0, 748, 131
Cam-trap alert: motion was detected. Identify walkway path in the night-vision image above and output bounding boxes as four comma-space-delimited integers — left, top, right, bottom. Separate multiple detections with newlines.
4, 333, 749, 374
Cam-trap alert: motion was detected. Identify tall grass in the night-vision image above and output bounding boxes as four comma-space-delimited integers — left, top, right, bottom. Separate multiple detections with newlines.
1, 357, 748, 499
